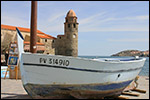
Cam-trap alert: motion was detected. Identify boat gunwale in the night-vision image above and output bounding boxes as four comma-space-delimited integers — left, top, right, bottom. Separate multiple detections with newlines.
22, 53, 146, 64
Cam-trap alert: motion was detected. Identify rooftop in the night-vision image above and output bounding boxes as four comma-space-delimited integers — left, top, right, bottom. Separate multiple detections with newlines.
66, 9, 76, 17
24, 41, 44, 45
1, 24, 56, 39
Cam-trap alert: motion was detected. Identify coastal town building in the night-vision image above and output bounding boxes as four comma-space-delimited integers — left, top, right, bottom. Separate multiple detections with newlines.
1, 9, 79, 59
1, 24, 56, 54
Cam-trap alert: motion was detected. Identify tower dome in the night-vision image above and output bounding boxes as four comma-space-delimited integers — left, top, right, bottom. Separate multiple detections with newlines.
66, 9, 76, 17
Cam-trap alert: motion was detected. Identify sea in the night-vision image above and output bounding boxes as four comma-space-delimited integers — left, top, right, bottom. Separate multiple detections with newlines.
79, 56, 149, 76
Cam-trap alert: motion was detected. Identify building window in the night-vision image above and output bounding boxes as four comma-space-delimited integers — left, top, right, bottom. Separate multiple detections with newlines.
52, 40, 55, 43
68, 24, 70, 28
59, 37, 61, 39
66, 19, 68, 22
75, 19, 76, 22
73, 34, 76, 38
70, 18, 73, 21
45, 39, 47, 42
74, 24, 76, 28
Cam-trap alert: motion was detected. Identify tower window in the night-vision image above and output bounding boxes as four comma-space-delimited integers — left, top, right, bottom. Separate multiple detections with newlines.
68, 24, 70, 28
66, 19, 68, 22
73, 24, 76, 28
73, 34, 76, 38
70, 18, 73, 21
45, 39, 47, 42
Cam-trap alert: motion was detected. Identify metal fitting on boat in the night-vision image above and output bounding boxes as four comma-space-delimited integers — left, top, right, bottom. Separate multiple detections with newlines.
134, 56, 139, 60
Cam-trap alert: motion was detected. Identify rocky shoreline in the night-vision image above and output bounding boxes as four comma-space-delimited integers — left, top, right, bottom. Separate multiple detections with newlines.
111, 50, 149, 57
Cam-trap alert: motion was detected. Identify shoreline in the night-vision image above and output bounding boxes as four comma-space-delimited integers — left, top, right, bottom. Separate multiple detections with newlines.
1, 76, 149, 99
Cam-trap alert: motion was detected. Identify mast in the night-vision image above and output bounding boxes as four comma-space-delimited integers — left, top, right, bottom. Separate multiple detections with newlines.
30, 1, 37, 53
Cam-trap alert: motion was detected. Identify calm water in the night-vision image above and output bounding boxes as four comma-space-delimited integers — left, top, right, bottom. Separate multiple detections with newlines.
79, 56, 149, 76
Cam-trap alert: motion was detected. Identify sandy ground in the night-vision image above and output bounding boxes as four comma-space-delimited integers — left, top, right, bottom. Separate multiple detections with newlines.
119, 76, 149, 99
1, 76, 149, 99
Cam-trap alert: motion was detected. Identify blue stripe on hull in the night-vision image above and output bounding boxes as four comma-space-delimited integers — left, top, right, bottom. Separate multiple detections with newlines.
23, 63, 142, 73
24, 80, 133, 98
44, 80, 133, 91
84, 80, 133, 91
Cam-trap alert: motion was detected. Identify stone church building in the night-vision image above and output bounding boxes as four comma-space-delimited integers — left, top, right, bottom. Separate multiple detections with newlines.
1, 9, 78, 57
54, 9, 79, 57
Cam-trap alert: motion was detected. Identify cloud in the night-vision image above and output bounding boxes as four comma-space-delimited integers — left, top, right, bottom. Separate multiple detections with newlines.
42, 13, 149, 33
38, 1, 55, 7
130, 1, 148, 6
1, 13, 30, 28
79, 24, 149, 32
79, 13, 149, 32
134, 15, 149, 20
107, 38, 149, 42
2, 1, 149, 35
47, 12, 65, 23
79, 12, 107, 25
110, 15, 149, 21
38, 11, 66, 34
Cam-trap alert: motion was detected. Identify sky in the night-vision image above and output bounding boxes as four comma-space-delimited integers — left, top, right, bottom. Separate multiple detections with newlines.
1, 1, 149, 56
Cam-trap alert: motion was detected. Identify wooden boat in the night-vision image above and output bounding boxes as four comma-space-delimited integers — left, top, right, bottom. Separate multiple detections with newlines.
16, 27, 146, 99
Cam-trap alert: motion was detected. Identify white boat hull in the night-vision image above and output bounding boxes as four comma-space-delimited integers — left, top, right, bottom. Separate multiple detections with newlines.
21, 53, 145, 85
16, 27, 146, 98
19, 53, 146, 98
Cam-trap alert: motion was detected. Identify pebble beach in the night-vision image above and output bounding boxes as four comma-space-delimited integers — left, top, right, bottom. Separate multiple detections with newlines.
1, 76, 149, 99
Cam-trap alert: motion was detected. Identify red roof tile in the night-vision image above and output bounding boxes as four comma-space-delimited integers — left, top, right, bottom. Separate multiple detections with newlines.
37, 34, 56, 39
1, 24, 44, 34
24, 41, 44, 45
1, 24, 56, 39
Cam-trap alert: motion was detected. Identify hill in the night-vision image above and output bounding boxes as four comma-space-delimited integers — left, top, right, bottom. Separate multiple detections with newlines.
111, 50, 149, 57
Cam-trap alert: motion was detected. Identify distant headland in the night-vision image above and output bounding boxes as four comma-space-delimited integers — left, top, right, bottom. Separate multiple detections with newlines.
111, 50, 149, 57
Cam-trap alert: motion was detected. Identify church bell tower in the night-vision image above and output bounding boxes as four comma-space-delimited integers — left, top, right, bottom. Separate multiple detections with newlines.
64, 9, 79, 57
